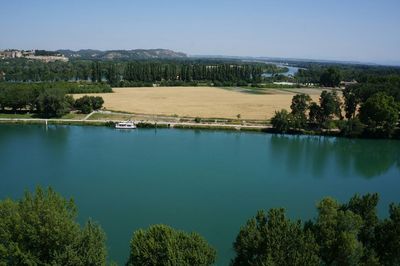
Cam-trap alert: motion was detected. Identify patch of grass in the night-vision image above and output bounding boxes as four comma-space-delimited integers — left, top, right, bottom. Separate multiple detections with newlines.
88, 113, 132, 121
60, 113, 87, 119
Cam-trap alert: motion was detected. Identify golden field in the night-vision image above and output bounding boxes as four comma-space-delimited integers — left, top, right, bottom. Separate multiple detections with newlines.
77, 87, 325, 120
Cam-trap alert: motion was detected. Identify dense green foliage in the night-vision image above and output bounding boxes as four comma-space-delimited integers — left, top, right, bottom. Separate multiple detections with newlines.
35, 89, 71, 117
1, 187, 399, 266
232, 209, 320, 266
233, 193, 400, 266
0, 83, 105, 117
0, 82, 111, 94
359, 92, 399, 136
74, 95, 104, 114
271, 86, 400, 138
0, 58, 286, 86
294, 62, 400, 86
126, 224, 216, 266
272, 90, 344, 131
0, 187, 107, 266
375, 203, 400, 265
290, 93, 312, 128
319, 90, 342, 122
271, 109, 292, 133
319, 67, 341, 87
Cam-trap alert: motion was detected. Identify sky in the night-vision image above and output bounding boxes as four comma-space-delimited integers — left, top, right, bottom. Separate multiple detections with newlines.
1, 0, 400, 65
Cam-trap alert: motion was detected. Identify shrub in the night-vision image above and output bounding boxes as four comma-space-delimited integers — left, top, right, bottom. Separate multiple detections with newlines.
126, 224, 216, 266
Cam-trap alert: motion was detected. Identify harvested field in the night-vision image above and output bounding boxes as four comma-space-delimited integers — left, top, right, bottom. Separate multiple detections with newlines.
75, 87, 327, 120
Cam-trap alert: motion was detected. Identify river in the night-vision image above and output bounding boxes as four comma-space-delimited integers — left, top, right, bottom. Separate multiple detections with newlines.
0, 125, 399, 265
262, 63, 302, 77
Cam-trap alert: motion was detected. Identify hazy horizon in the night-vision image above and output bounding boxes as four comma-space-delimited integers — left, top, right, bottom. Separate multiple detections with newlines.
1, 0, 400, 65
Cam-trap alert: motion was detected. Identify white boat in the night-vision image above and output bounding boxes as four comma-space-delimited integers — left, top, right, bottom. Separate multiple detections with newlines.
115, 121, 136, 129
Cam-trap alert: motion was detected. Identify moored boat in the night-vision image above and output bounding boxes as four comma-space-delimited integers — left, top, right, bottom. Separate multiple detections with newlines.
115, 121, 136, 129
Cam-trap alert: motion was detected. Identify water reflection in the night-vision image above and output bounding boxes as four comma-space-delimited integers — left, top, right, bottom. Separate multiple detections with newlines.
269, 135, 400, 179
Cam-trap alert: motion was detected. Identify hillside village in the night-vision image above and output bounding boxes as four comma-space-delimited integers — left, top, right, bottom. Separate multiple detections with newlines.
0, 49, 68, 62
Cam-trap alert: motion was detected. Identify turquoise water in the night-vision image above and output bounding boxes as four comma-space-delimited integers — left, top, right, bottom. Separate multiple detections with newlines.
262, 64, 302, 77
1, 125, 399, 265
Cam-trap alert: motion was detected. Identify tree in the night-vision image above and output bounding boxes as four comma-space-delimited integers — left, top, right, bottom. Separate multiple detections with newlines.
314, 197, 364, 265
91, 61, 102, 83
341, 193, 380, 264
271, 109, 292, 133
91, 96, 104, 110
0, 187, 107, 266
75, 220, 107, 266
375, 203, 400, 265
106, 64, 119, 86
0, 88, 4, 111
308, 102, 323, 125
343, 86, 360, 119
338, 118, 365, 137
74, 96, 104, 114
2, 87, 32, 112
320, 67, 341, 87
75, 96, 93, 114
232, 209, 320, 266
36, 89, 70, 117
319, 90, 342, 124
359, 92, 399, 136
65, 94, 75, 109
290, 93, 312, 129
126, 224, 216, 266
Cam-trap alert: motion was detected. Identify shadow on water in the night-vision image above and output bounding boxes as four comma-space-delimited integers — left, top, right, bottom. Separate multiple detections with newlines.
269, 134, 400, 179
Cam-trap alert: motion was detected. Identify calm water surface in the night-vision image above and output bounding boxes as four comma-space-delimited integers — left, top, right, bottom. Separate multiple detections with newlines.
1, 125, 399, 265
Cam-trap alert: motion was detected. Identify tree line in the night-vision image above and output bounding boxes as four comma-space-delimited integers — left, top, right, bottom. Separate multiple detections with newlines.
0, 58, 290, 86
271, 77, 400, 138
294, 63, 400, 85
1, 187, 399, 265
0, 83, 106, 117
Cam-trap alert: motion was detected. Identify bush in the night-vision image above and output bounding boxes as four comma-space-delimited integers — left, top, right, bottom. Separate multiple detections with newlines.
338, 118, 365, 137
0, 187, 107, 265
126, 224, 216, 266
359, 92, 399, 136
232, 209, 320, 266
74, 95, 104, 114
271, 109, 292, 133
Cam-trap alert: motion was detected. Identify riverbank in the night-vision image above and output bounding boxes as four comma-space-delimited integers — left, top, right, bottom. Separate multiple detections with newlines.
1, 112, 397, 139
0, 116, 271, 132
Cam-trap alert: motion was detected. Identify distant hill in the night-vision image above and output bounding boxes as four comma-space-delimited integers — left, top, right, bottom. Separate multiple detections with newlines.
57, 49, 187, 60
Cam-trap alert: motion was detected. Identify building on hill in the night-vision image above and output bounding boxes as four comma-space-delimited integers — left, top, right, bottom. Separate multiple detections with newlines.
0, 49, 68, 62
0, 50, 22, 59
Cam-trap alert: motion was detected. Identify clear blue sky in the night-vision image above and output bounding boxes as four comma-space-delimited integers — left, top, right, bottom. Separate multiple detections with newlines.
1, 0, 399, 64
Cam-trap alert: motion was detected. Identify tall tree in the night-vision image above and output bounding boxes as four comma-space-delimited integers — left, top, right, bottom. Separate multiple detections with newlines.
320, 67, 341, 87
271, 109, 292, 133
375, 203, 400, 265
106, 64, 119, 86
0, 187, 107, 266
343, 86, 360, 119
314, 197, 364, 265
126, 224, 216, 266
308, 101, 323, 125
35, 89, 70, 117
290, 93, 312, 128
319, 90, 342, 123
232, 209, 320, 266
341, 193, 380, 264
359, 92, 399, 136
